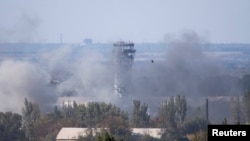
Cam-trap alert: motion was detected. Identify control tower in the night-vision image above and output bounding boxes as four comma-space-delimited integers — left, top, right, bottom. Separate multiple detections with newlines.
112, 41, 136, 97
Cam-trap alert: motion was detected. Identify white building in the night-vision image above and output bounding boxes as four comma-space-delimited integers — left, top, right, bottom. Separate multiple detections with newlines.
56, 127, 163, 141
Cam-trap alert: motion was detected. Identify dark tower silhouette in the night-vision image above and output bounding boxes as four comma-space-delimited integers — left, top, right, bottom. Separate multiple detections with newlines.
112, 41, 136, 97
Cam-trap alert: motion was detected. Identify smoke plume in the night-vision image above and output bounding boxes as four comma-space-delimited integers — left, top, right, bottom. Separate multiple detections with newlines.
130, 32, 240, 98
0, 45, 116, 113
0, 31, 242, 119
0, 60, 56, 112
0, 14, 41, 43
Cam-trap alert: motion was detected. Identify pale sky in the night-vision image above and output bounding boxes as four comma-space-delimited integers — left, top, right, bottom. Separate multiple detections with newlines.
0, 0, 249, 43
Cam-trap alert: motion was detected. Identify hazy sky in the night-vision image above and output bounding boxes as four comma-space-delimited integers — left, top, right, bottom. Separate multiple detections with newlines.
0, 0, 249, 43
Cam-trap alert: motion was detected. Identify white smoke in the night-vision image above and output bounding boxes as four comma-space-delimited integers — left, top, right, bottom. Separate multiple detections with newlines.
0, 60, 55, 113
0, 14, 41, 43
0, 31, 242, 116
0, 44, 117, 113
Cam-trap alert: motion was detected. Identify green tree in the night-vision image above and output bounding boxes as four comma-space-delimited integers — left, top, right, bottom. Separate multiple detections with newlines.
131, 100, 150, 128
62, 101, 77, 118
22, 98, 40, 124
222, 117, 227, 125
158, 97, 178, 141
100, 116, 131, 140
132, 100, 140, 127
158, 97, 176, 128
77, 130, 121, 141
175, 95, 187, 127
22, 98, 41, 141
92, 132, 117, 141
189, 130, 207, 141
77, 102, 128, 128
243, 91, 250, 124
77, 103, 87, 126
0, 112, 25, 141
51, 106, 63, 121
76, 128, 95, 141
157, 95, 187, 141
104, 131, 116, 141
231, 96, 241, 124
183, 117, 207, 135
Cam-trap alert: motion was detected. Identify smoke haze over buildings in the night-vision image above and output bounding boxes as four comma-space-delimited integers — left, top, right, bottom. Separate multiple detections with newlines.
130, 32, 241, 99
0, 32, 243, 118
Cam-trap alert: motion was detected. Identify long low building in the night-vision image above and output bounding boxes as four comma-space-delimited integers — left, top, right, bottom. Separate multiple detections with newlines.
56, 127, 163, 141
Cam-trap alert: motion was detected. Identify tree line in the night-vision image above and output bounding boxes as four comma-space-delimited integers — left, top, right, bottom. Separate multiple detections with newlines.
1, 92, 250, 141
